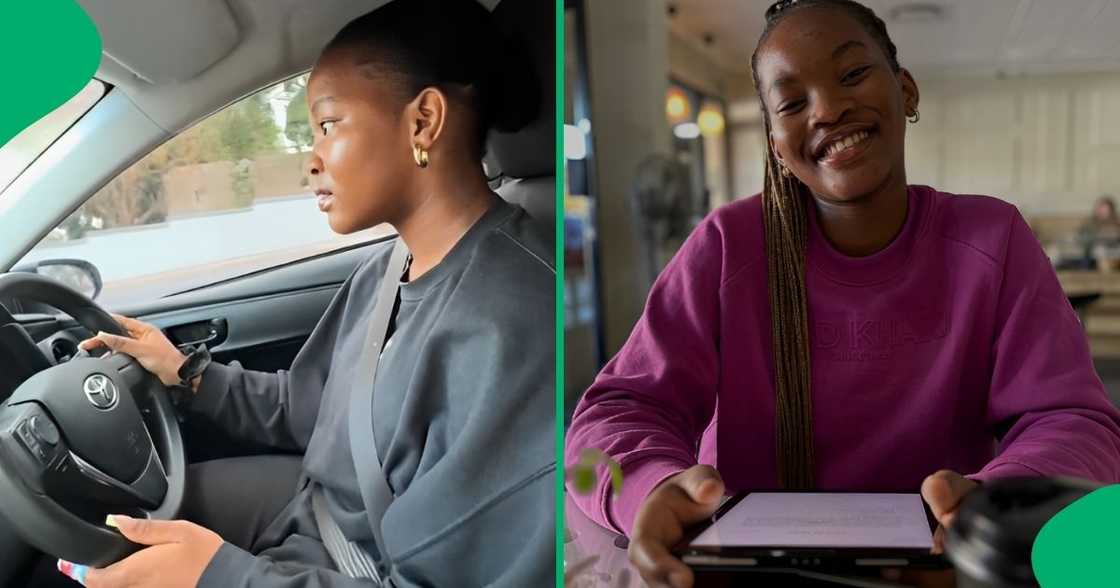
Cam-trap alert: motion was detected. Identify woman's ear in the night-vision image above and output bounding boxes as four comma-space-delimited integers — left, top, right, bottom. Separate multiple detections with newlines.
408, 87, 448, 151
768, 133, 787, 169
898, 67, 920, 118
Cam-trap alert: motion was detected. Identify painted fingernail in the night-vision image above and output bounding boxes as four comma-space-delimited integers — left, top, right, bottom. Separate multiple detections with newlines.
107, 514, 132, 528
57, 560, 89, 586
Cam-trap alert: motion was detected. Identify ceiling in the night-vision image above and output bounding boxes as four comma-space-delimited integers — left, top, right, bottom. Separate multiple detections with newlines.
77, 0, 502, 134
670, 0, 1120, 80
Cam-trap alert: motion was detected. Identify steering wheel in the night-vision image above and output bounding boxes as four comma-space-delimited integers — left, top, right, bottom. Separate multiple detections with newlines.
0, 273, 186, 567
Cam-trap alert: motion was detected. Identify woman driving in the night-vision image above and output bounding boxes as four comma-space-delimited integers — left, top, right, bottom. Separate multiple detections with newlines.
46, 1, 555, 587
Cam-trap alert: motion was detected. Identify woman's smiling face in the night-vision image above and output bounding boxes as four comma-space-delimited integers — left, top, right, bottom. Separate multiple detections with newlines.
755, 5, 918, 203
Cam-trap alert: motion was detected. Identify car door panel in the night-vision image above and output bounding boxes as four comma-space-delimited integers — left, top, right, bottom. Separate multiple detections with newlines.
138, 285, 338, 364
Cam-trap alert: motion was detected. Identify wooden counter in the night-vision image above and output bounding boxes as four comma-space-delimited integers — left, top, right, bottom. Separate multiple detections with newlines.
1058, 270, 1120, 357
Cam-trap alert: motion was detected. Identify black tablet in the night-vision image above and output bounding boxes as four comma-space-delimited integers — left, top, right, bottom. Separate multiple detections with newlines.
675, 491, 950, 574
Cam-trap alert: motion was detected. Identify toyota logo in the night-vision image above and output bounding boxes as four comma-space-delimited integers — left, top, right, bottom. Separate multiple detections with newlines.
83, 374, 119, 410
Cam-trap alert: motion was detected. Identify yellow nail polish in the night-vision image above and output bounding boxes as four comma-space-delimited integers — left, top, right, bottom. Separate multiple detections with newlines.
105, 515, 119, 528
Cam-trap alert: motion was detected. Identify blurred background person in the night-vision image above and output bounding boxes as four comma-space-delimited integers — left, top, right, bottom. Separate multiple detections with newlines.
1079, 195, 1120, 270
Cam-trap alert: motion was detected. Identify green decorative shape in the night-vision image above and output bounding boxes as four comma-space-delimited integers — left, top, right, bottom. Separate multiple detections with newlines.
0, 0, 101, 148
1032, 484, 1120, 587
571, 466, 594, 495
566, 448, 625, 497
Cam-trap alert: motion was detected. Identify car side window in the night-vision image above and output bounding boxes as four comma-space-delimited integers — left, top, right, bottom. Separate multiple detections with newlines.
18, 74, 389, 308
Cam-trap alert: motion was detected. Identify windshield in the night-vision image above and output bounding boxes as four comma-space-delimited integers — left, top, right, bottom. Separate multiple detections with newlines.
0, 79, 106, 195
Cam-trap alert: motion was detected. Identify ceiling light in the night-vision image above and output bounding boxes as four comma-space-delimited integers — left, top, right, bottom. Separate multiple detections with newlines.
698, 102, 725, 137
666, 86, 692, 125
674, 122, 701, 140
887, 3, 946, 24
564, 125, 587, 160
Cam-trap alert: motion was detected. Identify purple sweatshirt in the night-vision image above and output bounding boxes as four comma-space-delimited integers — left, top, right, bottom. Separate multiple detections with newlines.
566, 185, 1120, 534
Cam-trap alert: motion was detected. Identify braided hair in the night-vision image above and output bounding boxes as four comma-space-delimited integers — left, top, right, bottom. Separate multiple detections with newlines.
750, 0, 902, 489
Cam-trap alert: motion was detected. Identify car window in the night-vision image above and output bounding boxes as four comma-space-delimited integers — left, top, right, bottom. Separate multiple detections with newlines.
0, 79, 106, 194
17, 74, 391, 308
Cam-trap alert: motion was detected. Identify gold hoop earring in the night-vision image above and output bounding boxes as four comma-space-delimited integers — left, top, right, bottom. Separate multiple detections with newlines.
780, 164, 792, 178
907, 109, 920, 124
412, 144, 429, 168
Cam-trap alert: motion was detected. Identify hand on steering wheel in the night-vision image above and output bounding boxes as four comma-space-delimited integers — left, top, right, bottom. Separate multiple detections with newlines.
58, 516, 224, 588
0, 272, 188, 568
79, 314, 187, 387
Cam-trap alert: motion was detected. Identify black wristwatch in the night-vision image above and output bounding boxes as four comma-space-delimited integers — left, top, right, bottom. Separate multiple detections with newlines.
169, 344, 211, 410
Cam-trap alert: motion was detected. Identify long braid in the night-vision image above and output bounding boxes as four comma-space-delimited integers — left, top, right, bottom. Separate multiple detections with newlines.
751, 0, 901, 489
761, 117, 815, 489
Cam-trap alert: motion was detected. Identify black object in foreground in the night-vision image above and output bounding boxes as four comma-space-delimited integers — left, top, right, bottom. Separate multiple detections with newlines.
947, 476, 1101, 588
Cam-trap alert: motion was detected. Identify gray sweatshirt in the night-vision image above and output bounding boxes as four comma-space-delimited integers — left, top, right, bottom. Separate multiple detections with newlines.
189, 197, 555, 587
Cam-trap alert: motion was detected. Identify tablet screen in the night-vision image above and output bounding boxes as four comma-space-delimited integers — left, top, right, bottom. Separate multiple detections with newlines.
690, 493, 933, 549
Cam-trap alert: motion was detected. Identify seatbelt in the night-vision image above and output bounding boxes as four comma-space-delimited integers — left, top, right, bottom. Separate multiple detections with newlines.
312, 487, 382, 582
318, 239, 411, 585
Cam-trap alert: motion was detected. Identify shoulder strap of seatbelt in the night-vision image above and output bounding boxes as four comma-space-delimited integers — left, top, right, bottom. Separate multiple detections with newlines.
348, 238, 410, 583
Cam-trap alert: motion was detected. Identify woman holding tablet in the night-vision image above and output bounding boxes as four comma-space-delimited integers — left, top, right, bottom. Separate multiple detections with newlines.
565, 0, 1120, 586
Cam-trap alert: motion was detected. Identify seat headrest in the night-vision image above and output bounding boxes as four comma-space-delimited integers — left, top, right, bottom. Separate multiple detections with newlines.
487, 0, 555, 180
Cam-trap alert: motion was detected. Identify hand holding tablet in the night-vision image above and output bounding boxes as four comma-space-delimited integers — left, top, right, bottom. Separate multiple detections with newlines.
628, 468, 978, 588
920, 470, 980, 532
628, 465, 726, 588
